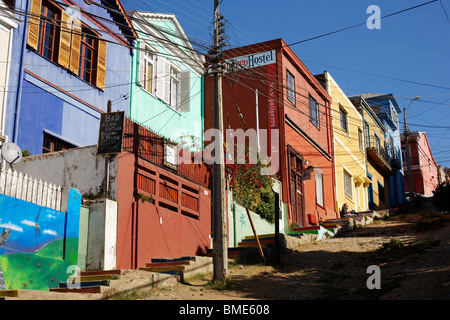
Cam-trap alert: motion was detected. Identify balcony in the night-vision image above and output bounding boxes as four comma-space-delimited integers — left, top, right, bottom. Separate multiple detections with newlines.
366, 137, 392, 174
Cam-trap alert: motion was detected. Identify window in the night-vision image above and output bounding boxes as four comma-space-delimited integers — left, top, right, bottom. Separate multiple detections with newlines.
309, 95, 319, 129
391, 106, 398, 126
287, 70, 295, 105
138, 46, 191, 113
37, 1, 59, 62
143, 49, 154, 93
315, 169, 324, 207
78, 28, 97, 85
374, 133, 381, 154
344, 170, 353, 200
358, 128, 364, 151
170, 66, 181, 111
43, 132, 76, 154
378, 182, 385, 203
339, 105, 348, 133
27, 0, 107, 90
364, 120, 370, 148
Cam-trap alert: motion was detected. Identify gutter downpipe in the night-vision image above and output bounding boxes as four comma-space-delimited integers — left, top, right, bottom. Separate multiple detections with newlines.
12, 0, 30, 144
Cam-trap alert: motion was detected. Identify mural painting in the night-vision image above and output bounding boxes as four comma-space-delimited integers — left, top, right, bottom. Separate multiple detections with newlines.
0, 189, 81, 291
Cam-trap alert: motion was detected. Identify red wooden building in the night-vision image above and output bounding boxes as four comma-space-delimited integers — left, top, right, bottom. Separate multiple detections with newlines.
204, 39, 338, 228
116, 118, 212, 269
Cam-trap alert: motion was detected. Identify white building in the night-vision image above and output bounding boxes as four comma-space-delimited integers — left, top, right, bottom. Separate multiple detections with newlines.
0, 1, 19, 143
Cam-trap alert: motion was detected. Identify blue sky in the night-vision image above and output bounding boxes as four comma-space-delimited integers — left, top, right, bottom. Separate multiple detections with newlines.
123, 0, 450, 168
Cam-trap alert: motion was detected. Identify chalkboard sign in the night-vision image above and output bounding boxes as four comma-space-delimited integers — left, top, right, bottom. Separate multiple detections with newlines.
97, 111, 125, 154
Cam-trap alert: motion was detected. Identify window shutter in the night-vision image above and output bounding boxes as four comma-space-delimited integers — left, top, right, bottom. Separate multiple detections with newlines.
96, 40, 107, 91
180, 70, 190, 113
27, 0, 42, 50
69, 19, 81, 74
163, 60, 171, 105
58, 11, 71, 69
138, 41, 145, 87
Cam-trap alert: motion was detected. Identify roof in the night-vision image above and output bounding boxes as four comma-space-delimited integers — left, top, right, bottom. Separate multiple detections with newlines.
103, 0, 137, 42
352, 93, 402, 113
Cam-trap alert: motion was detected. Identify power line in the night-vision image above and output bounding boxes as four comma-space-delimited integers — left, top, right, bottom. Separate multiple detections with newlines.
285, 0, 439, 47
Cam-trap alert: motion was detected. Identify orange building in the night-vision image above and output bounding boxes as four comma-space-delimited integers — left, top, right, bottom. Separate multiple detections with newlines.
204, 39, 337, 228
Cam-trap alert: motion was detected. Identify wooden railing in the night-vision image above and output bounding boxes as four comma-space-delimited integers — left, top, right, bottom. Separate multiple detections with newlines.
123, 117, 211, 189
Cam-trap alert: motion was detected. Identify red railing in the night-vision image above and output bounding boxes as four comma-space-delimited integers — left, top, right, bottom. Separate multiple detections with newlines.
122, 117, 211, 189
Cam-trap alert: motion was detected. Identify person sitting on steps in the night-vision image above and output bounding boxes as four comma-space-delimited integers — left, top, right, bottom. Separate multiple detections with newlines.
340, 203, 356, 218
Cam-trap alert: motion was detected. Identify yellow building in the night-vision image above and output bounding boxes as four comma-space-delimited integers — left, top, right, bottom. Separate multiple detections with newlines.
318, 72, 370, 215
350, 95, 391, 211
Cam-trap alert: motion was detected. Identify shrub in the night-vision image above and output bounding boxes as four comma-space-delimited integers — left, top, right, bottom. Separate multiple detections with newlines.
432, 182, 450, 211
381, 238, 404, 251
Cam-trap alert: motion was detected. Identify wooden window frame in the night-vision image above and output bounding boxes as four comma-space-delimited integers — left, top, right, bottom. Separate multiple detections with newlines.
37, 1, 60, 63
343, 169, 353, 200
42, 132, 76, 154
315, 169, 324, 207
286, 69, 295, 105
309, 95, 320, 129
143, 49, 154, 94
339, 104, 348, 133
78, 26, 98, 86
358, 128, 364, 151
170, 65, 181, 112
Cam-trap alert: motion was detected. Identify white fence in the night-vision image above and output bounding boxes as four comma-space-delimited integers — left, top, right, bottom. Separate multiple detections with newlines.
0, 161, 62, 211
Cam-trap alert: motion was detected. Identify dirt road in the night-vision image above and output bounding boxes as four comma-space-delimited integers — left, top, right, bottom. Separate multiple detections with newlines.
10, 207, 450, 300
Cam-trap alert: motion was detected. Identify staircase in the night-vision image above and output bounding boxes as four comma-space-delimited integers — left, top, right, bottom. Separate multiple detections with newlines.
49, 270, 121, 293
238, 234, 275, 248
139, 256, 193, 282
288, 225, 337, 240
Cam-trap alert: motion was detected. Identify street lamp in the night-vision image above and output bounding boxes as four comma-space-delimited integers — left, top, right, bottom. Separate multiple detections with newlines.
406, 96, 420, 111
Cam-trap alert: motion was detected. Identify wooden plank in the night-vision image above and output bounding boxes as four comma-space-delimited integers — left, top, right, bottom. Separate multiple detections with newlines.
59, 280, 110, 288
293, 226, 321, 231
80, 270, 121, 276
244, 233, 275, 240
78, 274, 117, 282
151, 256, 195, 263
145, 261, 190, 268
246, 208, 266, 263
0, 290, 19, 297
49, 286, 102, 294
139, 265, 185, 272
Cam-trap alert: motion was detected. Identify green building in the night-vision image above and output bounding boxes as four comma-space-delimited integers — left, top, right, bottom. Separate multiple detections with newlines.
129, 11, 205, 151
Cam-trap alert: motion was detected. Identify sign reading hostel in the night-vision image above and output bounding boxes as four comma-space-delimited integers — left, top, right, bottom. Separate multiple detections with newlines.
97, 111, 125, 154
224, 49, 276, 72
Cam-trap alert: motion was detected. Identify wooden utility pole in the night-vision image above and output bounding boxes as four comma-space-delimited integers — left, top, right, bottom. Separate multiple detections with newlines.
212, 0, 228, 282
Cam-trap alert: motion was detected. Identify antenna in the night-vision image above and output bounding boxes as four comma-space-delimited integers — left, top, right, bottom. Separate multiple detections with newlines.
1, 142, 23, 168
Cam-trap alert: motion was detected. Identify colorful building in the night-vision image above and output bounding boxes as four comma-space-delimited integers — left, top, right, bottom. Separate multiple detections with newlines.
317, 72, 370, 215
204, 39, 337, 232
128, 11, 204, 151
355, 93, 406, 208
350, 96, 391, 210
4, 0, 136, 155
14, 118, 212, 270
0, 0, 19, 144
401, 131, 439, 196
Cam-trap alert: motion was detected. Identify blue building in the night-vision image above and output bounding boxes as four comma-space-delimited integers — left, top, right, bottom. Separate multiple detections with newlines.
355, 93, 406, 208
4, 0, 136, 155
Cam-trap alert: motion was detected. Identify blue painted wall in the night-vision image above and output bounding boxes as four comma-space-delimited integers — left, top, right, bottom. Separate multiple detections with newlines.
5, 0, 134, 155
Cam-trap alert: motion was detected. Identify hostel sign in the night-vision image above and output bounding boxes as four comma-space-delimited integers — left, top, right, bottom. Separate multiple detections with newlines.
224, 50, 276, 73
